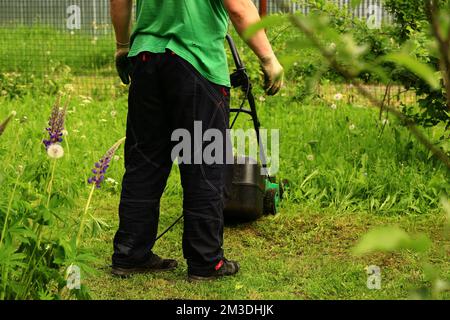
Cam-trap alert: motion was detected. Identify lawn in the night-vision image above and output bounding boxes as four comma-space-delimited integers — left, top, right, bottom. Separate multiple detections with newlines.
85, 199, 448, 300
1, 82, 447, 299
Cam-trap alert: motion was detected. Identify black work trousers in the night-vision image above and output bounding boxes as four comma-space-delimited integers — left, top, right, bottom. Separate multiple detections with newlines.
112, 50, 230, 275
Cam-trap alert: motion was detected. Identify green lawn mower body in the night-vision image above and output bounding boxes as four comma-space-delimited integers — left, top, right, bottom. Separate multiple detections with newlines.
223, 35, 286, 223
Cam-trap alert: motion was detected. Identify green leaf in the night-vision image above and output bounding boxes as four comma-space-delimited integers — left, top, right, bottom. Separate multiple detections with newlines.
383, 53, 440, 90
408, 234, 432, 253
243, 15, 288, 40
353, 226, 431, 256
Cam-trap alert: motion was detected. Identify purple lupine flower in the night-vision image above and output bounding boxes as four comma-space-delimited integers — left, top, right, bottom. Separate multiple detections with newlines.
43, 97, 67, 149
88, 138, 125, 189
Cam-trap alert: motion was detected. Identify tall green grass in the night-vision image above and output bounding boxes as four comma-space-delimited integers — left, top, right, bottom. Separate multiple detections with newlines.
0, 77, 448, 299
232, 91, 449, 215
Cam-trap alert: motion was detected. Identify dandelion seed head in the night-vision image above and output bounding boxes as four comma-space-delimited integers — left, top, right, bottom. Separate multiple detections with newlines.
64, 84, 75, 94
47, 144, 65, 159
110, 110, 117, 118
307, 154, 315, 161
334, 93, 343, 101
11, 111, 17, 117
330, 104, 337, 110
349, 124, 356, 130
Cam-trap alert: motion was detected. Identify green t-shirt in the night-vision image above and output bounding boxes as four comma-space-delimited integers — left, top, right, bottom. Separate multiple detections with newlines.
129, 0, 230, 87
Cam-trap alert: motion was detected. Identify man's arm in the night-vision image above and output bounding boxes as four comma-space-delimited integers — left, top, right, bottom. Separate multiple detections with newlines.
110, 0, 133, 48
224, 0, 284, 95
110, 0, 133, 84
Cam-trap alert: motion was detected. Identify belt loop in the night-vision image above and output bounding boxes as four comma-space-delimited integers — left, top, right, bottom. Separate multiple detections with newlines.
140, 52, 150, 62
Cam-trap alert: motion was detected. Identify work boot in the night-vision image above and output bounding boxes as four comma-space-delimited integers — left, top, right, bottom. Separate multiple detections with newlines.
111, 254, 178, 278
188, 259, 240, 281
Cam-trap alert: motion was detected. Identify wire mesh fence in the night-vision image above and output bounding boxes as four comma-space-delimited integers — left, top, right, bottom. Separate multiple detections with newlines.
0, 0, 118, 96
255, 0, 393, 24
0, 0, 405, 101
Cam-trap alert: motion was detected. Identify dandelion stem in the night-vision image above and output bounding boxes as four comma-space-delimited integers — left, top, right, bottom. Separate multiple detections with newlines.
65, 136, 70, 159
46, 159, 57, 208
0, 172, 21, 246
76, 184, 96, 247
0, 170, 18, 299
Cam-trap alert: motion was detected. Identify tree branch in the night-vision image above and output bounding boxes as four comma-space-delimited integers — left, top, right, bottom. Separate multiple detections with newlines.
427, 0, 450, 111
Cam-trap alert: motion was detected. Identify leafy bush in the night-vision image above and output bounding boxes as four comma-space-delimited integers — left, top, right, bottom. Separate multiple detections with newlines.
383, 1, 450, 130
384, 0, 428, 41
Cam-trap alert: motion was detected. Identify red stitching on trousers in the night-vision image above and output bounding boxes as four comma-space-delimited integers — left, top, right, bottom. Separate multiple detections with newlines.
215, 260, 224, 271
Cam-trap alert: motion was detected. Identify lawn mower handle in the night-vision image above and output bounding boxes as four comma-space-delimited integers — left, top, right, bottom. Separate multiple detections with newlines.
225, 35, 269, 175
226, 34, 245, 72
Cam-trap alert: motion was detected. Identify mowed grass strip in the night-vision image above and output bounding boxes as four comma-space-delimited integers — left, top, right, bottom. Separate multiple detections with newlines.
84, 197, 448, 300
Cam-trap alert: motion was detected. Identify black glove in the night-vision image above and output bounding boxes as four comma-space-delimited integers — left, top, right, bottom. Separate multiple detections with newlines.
115, 49, 133, 85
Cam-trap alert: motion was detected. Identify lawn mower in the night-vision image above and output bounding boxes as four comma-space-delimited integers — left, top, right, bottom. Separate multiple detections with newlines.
223, 35, 287, 223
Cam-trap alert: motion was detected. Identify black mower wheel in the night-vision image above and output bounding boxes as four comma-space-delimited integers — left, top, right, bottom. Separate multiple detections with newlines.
263, 189, 278, 215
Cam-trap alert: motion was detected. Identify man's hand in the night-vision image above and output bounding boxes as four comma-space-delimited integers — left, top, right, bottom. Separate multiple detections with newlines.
115, 48, 132, 85
260, 54, 284, 96
224, 0, 284, 96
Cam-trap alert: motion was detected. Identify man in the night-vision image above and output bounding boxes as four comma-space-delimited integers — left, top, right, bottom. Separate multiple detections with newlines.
110, 0, 283, 280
